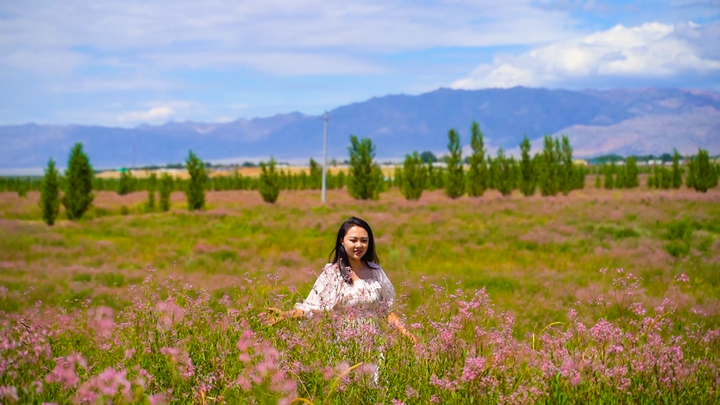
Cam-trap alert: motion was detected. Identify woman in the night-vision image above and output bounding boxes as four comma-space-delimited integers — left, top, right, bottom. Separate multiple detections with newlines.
261, 216, 416, 344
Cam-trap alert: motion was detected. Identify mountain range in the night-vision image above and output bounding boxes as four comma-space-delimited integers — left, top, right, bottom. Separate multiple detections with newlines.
2, 86, 719, 170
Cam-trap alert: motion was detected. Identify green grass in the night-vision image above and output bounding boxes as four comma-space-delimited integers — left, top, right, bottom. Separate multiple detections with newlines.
0, 188, 718, 335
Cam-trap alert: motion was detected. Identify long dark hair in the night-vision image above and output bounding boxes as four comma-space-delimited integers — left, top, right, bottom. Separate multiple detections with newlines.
329, 217, 379, 284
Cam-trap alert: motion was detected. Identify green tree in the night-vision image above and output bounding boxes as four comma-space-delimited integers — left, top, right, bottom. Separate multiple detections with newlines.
626, 157, 639, 188
466, 121, 487, 197
347, 135, 381, 200
595, 173, 602, 188
309, 159, 322, 190
671, 149, 683, 189
559, 134, 575, 195
401, 151, 427, 200
494, 148, 515, 196
419, 151, 437, 164
336, 171, 345, 189
40, 159, 61, 225
445, 129, 464, 199
159, 173, 173, 211
519, 136, 536, 196
146, 173, 157, 211
259, 157, 281, 203
604, 163, 615, 189
616, 164, 627, 188
185, 150, 207, 211
62, 143, 94, 220
693, 149, 715, 192
118, 170, 134, 195
538, 135, 559, 196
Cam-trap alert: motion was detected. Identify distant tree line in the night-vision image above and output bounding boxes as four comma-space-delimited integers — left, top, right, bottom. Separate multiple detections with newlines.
6, 129, 720, 223
391, 123, 587, 201
594, 148, 718, 192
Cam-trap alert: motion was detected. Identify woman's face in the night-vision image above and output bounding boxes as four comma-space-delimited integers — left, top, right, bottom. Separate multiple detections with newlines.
342, 225, 369, 262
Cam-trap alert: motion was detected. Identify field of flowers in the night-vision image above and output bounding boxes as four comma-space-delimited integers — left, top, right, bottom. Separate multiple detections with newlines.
1, 183, 719, 403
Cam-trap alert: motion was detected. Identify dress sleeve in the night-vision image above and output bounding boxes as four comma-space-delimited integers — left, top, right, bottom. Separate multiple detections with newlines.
294, 263, 345, 314
374, 265, 396, 310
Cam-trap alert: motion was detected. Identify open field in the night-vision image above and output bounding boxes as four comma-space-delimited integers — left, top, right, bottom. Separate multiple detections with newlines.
1, 184, 719, 403
1, 184, 718, 328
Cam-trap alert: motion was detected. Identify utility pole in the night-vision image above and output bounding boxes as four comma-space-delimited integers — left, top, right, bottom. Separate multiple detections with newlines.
321, 111, 329, 203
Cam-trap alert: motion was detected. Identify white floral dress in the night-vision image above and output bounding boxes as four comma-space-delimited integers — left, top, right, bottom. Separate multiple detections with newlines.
294, 261, 395, 315
294, 261, 394, 384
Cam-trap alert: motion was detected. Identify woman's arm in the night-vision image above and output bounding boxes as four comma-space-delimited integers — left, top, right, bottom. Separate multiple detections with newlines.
388, 312, 417, 344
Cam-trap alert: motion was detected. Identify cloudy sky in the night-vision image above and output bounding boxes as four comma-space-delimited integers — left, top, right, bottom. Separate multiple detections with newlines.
1, 0, 718, 127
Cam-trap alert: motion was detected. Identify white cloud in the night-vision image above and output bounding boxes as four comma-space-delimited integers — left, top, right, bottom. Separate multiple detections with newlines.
451, 21, 720, 89
0, 0, 576, 75
117, 107, 174, 123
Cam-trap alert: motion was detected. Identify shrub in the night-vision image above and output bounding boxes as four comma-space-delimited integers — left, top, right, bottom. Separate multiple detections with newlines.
40, 159, 61, 226
258, 157, 281, 203
62, 143, 94, 220
185, 150, 207, 211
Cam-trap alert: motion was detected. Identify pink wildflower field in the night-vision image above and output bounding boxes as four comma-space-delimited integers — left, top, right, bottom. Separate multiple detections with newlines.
0, 186, 719, 404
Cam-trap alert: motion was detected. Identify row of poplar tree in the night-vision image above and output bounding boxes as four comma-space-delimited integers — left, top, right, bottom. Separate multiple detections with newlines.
594, 149, 718, 192
27, 124, 720, 224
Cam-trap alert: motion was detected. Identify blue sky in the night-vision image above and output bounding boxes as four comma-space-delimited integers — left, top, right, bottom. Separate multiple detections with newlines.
0, 0, 718, 127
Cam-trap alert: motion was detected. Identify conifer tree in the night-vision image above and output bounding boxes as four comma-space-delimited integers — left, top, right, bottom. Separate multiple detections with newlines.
146, 173, 157, 211
258, 157, 281, 203
40, 159, 61, 225
595, 173, 602, 188
466, 121, 487, 197
604, 163, 615, 189
309, 159, 322, 189
616, 164, 627, 188
671, 149, 683, 189
185, 150, 207, 211
426, 162, 436, 191
394, 166, 403, 188
347, 135, 381, 200
693, 148, 714, 192
519, 136, 536, 196
686, 157, 696, 189
494, 148, 514, 196
62, 143, 94, 220
445, 129, 464, 199
658, 166, 671, 189
159, 173, 173, 211
559, 134, 574, 195
401, 151, 426, 200
336, 171, 345, 189
626, 157, 639, 188
538, 135, 559, 196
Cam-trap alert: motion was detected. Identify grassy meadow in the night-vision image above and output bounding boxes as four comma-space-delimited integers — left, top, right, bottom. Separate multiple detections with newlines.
1, 177, 719, 403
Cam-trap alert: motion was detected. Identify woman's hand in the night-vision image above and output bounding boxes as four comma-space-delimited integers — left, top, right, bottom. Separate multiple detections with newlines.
258, 307, 285, 325
388, 312, 417, 344
258, 307, 304, 326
